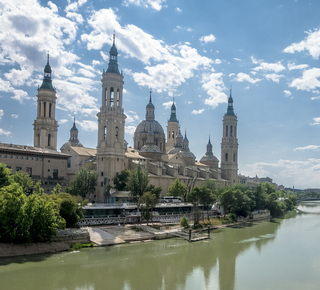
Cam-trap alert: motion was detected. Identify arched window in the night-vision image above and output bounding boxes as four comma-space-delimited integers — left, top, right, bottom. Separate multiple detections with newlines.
160, 142, 162, 151
172, 131, 175, 139
225, 153, 228, 162
117, 89, 120, 107
115, 126, 119, 140
44, 102, 46, 117
48, 134, 51, 146
138, 141, 140, 149
233, 153, 236, 162
110, 87, 114, 106
230, 125, 233, 137
49, 103, 52, 118
104, 126, 107, 140
169, 131, 171, 139
105, 88, 108, 105
38, 133, 40, 147
226, 126, 228, 137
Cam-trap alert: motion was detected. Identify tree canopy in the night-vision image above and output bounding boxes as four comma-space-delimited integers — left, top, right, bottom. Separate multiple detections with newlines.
168, 178, 188, 201
67, 168, 97, 199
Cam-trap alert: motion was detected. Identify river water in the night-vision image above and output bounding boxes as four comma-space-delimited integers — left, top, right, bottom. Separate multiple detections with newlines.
1, 201, 320, 290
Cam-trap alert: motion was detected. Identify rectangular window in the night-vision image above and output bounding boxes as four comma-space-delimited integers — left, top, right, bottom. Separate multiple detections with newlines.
26, 167, 32, 177
9, 155, 12, 158
16, 166, 22, 172
67, 157, 71, 168
30, 157, 33, 160
3, 155, 7, 158
20, 156, 23, 159
25, 157, 28, 160
53, 169, 58, 179
35, 158, 38, 161
101, 172, 104, 176
15, 156, 18, 159
101, 182, 103, 187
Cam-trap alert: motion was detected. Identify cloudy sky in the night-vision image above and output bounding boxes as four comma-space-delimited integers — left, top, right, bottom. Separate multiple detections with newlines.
1, 0, 320, 189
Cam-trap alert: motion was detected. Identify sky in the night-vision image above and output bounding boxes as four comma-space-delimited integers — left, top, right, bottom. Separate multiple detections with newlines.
1, 0, 320, 189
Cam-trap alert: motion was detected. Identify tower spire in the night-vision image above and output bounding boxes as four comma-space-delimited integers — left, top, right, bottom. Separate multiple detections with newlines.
106, 33, 120, 74
149, 88, 152, 104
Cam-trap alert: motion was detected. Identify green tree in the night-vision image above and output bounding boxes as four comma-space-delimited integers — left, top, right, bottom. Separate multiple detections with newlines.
180, 215, 190, 229
198, 186, 216, 222
51, 183, 61, 195
168, 178, 188, 201
24, 194, 65, 242
0, 183, 27, 243
48, 193, 83, 228
13, 170, 33, 194
127, 163, 149, 210
113, 169, 130, 191
67, 168, 98, 200
187, 186, 202, 226
140, 191, 160, 224
34, 180, 44, 196
0, 163, 12, 188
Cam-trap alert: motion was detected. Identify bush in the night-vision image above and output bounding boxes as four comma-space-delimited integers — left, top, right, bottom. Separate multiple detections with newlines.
180, 215, 190, 229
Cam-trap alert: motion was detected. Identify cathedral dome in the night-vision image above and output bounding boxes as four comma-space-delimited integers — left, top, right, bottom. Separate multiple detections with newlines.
135, 120, 165, 136
200, 155, 218, 162
179, 150, 196, 158
140, 144, 162, 153
167, 147, 180, 154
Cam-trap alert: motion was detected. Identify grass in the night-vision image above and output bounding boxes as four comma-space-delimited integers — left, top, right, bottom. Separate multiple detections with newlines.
71, 243, 94, 251
129, 225, 143, 232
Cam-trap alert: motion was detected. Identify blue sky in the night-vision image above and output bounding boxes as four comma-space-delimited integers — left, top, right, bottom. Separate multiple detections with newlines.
1, 0, 320, 189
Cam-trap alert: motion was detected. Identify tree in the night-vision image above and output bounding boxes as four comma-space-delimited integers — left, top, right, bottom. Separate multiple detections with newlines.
34, 180, 44, 196
168, 178, 188, 201
13, 170, 33, 194
67, 168, 98, 199
127, 163, 149, 210
198, 186, 216, 223
48, 193, 83, 228
113, 169, 130, 191
51, 183, 61, 195
140, 191, 160, 224
0, 163, 12, 188
187, 186, 202, 226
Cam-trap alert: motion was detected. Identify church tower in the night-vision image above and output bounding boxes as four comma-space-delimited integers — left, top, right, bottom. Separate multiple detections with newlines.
69, 117, 81, 146
96, 34, 126, 201
221, 89, 238, 185
166, 97, 179, 151
33, 54, 58, 150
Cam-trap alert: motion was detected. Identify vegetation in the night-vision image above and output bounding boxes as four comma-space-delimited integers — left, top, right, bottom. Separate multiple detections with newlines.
67, 168, 97, 200
0, 163, 87, 244
71, 243, 94, 251
113, 169, 130, 191
168, 178, 188, 201
180, 215, 190, 229
220, 183, 297, 218
127, 163, 149, 210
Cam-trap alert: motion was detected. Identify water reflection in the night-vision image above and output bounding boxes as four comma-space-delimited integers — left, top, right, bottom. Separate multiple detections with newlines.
0, 220, 280, 290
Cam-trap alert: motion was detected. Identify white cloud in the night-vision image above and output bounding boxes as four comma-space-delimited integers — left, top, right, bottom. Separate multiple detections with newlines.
264, 73, 283, 83
191, 109, 205, 115
0, 78, 30, 102
65, 0, 87, 12
66, 12, 84, 24
233, 58, 241, 61
284, 90, 292, 98
202, 72, 228, 108
162, 101, 172, 109
247, 158, 320, 188
92, 60, 101, 66
0, 109, 3, 119
287, 62, 309, 71
122, 0, 167, 11
253, 61, 285, 73
175, 7, 182, 13
311, 95, 320, 100
126, 111, 140, 124
78, 120, 97, 131
11, 114, 18, 119
283, 28, 320, 59
4, 67, 33, 86
59, 119, 68, 125
289, 68, 320, 91
294, 145, 320, 151
0, 128, 11, 136
47, 1, 58, 13
311, 117, 320, 126
200, 34, 216, 43
233, 72, 261, 84
125, 125, 136, 135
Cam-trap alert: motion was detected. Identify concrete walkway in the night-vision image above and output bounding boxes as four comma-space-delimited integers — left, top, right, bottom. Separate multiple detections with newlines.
88, 227, 126, 246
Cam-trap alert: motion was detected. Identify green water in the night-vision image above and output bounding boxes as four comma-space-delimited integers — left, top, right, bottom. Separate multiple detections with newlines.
1, 201, 320, 290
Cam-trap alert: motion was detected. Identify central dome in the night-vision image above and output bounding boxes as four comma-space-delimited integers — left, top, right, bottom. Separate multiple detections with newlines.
135, 120, 164, 135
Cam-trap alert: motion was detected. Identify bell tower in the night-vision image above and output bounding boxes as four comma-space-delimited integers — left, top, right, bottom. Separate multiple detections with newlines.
33, 54, 58, 150
221, 88, 239, 185
96, 34, 126, 201
166, 97, 179, 151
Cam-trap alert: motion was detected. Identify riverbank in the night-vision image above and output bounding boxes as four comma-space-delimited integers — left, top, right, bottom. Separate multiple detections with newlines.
0, 217, 270, 257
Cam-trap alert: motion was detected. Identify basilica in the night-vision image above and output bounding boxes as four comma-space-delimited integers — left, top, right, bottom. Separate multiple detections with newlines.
0, 35, 239, 202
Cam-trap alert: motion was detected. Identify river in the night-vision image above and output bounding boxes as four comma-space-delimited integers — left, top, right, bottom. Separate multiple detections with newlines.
1, 201, 320, 290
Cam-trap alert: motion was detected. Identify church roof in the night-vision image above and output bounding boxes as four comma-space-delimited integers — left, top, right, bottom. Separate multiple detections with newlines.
135, 119, 165, 136
69, 146, 96, 157
139, 144, 162, 153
